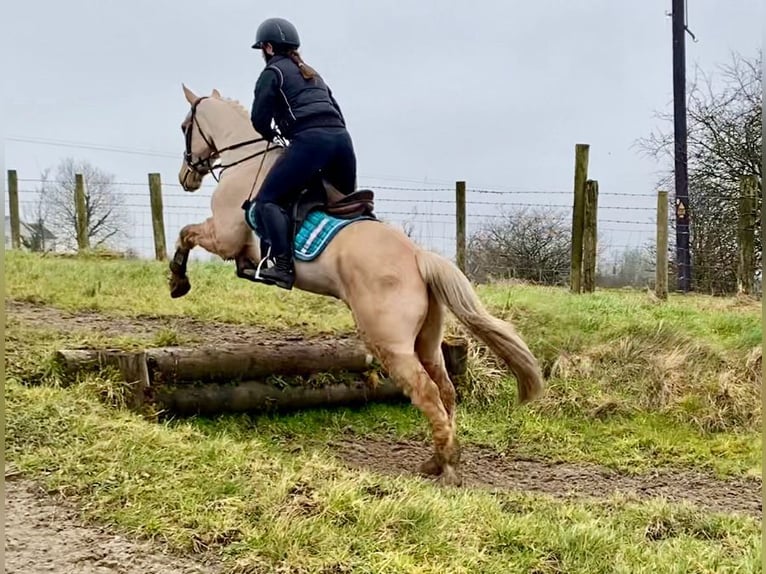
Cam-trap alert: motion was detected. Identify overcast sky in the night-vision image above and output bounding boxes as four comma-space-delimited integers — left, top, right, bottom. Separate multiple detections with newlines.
2, 0, 762, 259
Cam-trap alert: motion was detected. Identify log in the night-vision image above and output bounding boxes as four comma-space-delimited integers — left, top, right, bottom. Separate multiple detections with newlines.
54, 348, 127, 382
55, 340, 374, 383
54, 338, 470, 417
56, 339, 468, 383
154, 377, 406, 416
442, 338, 468, 383
145, 339, 375, 384
115, 351, 152, 413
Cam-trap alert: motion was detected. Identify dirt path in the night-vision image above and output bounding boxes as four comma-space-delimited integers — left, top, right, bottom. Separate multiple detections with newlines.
329, 437, 763, 519
6, 299, 349, 346
4, 476, 220, 574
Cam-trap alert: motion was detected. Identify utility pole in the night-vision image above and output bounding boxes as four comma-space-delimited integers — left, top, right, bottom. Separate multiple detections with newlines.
672, 0, 691, 292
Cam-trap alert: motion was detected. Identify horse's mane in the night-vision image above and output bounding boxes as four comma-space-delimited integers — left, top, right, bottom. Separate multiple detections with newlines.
213, 93, 278, 145
220, 96, 250, 123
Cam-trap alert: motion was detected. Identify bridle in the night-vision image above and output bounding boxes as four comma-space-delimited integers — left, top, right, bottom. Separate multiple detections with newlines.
182, 96, 278, 184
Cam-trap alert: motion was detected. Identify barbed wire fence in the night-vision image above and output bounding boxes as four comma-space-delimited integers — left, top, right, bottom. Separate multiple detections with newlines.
5, 144, 760, 297
5, 174, 657, 261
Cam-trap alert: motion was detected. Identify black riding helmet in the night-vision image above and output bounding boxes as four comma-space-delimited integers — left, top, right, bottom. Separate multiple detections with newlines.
252, 17, 300, 49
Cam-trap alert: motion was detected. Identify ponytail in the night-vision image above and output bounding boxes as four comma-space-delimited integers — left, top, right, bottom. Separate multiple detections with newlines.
271, 43, 318, 80
288, 50, 317, 80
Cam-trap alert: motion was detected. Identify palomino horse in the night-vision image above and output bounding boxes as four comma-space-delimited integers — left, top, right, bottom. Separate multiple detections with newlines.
172, 85, 544, 486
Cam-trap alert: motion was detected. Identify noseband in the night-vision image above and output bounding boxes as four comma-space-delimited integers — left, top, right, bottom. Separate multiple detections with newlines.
183, 96, 276, 184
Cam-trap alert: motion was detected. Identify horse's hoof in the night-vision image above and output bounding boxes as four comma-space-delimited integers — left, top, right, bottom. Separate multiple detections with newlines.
439, 465, 463, 487
169, 275, 191, 298
418, 455, 444, 477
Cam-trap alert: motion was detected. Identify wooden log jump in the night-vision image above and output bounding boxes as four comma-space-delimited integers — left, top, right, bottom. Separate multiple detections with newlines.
154, 377, 406, 416
55, 338, 469, 417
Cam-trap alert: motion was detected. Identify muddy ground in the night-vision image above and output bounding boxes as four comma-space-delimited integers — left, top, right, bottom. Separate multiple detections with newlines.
4, 475, 220, 574
5, 299, 762, 571
329, 437, 762, 518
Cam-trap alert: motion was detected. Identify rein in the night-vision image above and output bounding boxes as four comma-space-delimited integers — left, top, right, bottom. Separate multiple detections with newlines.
183, 96, 278, 184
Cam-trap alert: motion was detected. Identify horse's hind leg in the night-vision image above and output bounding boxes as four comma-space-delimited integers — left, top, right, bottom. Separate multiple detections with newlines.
382, 350, 462, 486
415, 294, 459, 477
169, 218, 217, 298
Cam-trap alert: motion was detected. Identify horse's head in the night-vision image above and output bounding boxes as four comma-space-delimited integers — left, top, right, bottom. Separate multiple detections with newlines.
178, 84, 223, 191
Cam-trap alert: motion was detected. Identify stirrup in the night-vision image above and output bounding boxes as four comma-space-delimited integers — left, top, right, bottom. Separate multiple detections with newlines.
251, 248, 276, 285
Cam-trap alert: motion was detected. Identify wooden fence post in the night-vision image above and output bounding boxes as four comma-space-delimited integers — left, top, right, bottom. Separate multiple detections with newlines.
148, 173, 167, 261
569, 143, 590, 293
582, 179, 599, 293
737, 175, 757, 295
75, 173, 89, 251
656, 190, 669, 300
455, 180, 466, 273
8, 169, 20, 249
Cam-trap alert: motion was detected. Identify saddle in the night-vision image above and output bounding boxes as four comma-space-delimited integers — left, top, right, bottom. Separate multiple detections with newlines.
325, 186, 376, 219
291, 181, 377, 234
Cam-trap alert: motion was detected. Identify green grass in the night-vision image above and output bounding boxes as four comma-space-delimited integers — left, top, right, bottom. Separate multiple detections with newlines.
4, 313, 760, 479
4, 251, 763, 572
7, 251, 761, 348
5, 251, 355, 335
6, 380, 761, 574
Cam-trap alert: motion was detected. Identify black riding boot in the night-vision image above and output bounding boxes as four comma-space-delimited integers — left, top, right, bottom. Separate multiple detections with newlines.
259, 252, 295, 290
254, 202, 295, 290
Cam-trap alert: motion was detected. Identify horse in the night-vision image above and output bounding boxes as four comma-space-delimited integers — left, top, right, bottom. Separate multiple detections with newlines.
171, 84, 544, 486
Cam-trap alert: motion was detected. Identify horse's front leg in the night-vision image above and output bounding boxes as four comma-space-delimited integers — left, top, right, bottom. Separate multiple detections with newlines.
168, 218, 216, 298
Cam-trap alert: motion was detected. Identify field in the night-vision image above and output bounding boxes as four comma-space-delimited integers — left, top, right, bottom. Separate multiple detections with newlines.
4, 250, 763, 574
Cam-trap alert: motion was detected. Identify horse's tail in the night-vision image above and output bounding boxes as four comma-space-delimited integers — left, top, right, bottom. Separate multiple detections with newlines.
415, 249, 544, 403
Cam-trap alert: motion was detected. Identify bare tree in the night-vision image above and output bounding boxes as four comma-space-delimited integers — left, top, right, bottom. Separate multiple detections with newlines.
636, 50, 762, 294
20, 169, 54, 252
597, 244, 655, 289
400, 205, 419, 240
466, 207, 571, 285
46, 157, 127, 249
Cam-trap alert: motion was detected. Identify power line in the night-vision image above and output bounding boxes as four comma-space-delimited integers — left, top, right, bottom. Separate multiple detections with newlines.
5, 135, 666, 199
4, 136, 462, 190
5, 136, 181, 159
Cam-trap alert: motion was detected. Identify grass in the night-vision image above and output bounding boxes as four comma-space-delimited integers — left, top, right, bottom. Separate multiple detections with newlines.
5, 251, 356, 335
4, 251, 763, 572
6, 250, 761, 348
6, 380, 761, 574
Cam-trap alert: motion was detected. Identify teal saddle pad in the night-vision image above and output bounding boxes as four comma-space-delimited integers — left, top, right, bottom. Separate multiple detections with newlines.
293, 210, 376, 262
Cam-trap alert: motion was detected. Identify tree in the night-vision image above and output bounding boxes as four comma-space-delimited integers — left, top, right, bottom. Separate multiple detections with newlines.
466, 207, 571, 285
20, 168, 54, 252
636, 50, 762, 294
597, 244, 655, 289
400, 205, 419, 240
46, 158, 127, 250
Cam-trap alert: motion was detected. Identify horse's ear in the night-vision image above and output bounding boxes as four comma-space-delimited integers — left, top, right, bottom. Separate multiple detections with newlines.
182, 83, 198, 104
211, 88, 221, 98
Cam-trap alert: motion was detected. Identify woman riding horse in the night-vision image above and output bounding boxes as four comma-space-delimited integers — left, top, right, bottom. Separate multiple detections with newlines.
244, 17, 357, 290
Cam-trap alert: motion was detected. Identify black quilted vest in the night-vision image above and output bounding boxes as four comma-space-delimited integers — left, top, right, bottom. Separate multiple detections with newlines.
265, 55, 345, 138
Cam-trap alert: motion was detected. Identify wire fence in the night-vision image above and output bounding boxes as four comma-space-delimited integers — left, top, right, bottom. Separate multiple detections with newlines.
4, 138, 760, 296
6, 175, 661, 262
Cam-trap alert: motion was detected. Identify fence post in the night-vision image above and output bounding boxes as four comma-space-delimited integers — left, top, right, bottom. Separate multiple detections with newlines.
8, 169, 20, 249
148, 173, 167, 261
569, 143, 590, 293
75, 173, 89, 251
656, 190, 669, 300
737, 175, 757, 295
582, 179, 599, 293
455, 180, 466, 273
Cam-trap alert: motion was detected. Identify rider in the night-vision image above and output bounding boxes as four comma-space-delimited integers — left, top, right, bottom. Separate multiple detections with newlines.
244, 16, 357, 290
